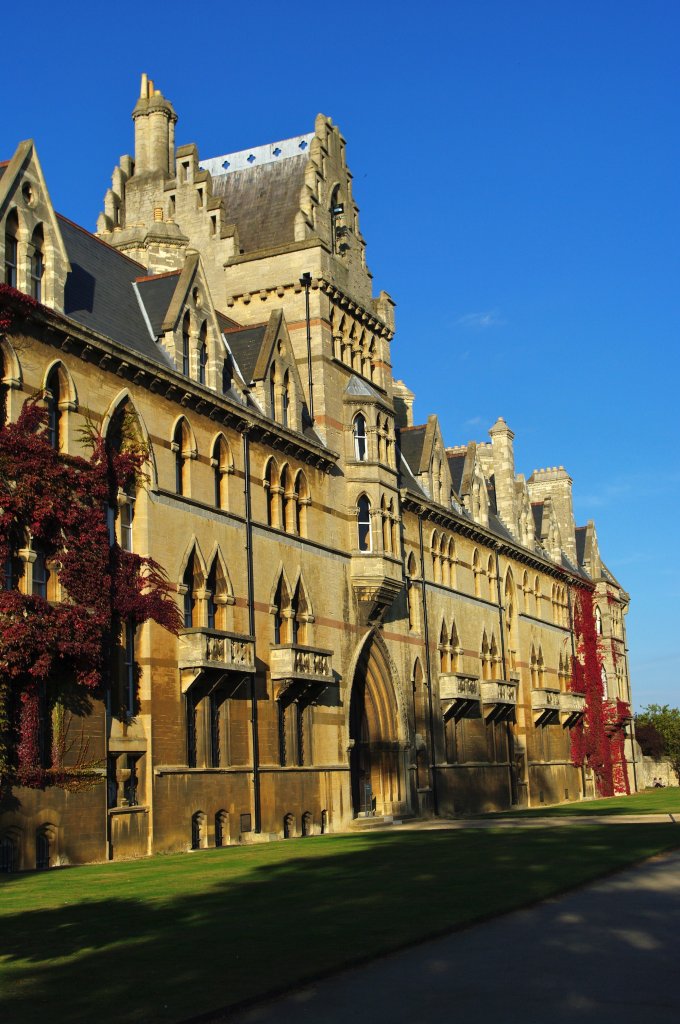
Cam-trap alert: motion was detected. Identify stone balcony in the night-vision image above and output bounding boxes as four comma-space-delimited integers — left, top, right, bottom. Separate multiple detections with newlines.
531, 687, 562, 725
270, 643, 334, 703
561, 691, 586, 727
481, 679, 518, 722
439, 674, 481, 721
179, 628, 255, 692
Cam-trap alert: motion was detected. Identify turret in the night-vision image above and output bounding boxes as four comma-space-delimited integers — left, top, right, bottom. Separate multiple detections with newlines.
132, 74, 177, 176
489, 417, 517, 533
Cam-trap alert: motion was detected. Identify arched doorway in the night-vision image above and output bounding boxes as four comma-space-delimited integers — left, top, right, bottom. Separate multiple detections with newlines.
349, 635, 408, 817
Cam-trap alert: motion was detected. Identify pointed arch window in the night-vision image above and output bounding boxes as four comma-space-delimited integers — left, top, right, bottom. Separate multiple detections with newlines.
481, 632, 491, 680
32, 546, 49, 599
264, 458, 281, 528
182, 551, 203, 629
295, 470, 310, 537
5, 210, 18, 288
272, 575, 290, 645
269, 364, 277, 420
198, 321, 208, 385
431, 531, 441, 583
45, 365, 63, 450
406, 552, 420, 633
182, 312, 191, 376
206, 556, 228, 631
173, 419, 192, 496
212, 435, 231, 510
439, 621, 451, 673
595, 606, 603, 636
30, 224, 44, 301
450, 621, 461, 672
281, 465, 296, 534
357, 495, 372, 552
473, 548, 481, 597
487, 554, 496, 601
291, 579, 309, 646
353, 413, 367, 461
282, 371, 290, 428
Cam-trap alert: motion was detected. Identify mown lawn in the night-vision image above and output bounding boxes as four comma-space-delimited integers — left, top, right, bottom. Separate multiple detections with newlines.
2, 822, 679, 1024
478, 786, 680, 818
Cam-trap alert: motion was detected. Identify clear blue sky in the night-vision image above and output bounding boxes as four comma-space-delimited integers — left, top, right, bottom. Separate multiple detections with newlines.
5, 1, 679, 710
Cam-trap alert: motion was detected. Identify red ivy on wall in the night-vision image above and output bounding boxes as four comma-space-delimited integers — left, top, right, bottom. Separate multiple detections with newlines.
569, 587, 630, 796
0, 394, 181, 794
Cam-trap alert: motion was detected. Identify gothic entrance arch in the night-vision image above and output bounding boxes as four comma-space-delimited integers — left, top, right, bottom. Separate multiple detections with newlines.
349, 635, 409, 817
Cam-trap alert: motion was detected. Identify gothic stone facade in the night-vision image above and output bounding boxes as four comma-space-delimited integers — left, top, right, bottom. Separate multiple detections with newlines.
0, 77, 635, 869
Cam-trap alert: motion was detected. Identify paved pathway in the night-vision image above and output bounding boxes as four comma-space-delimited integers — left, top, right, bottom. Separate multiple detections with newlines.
219, 848, 680, 1024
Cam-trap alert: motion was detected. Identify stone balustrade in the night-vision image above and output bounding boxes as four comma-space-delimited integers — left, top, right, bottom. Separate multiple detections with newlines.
270, 643, 333, 684
179, 628, 255, 691
439, 674, 481, 702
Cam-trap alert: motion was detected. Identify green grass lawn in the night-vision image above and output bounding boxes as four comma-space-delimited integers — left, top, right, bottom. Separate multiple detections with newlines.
2, 822, 679, 1024
477, 786, 680, 818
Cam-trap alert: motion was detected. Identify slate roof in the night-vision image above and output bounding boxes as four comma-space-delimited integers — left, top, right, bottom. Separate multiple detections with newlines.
575, 526, 587, 567
345, 375, 382, 400
488, 512, 515, 543
398, 451, 427, 497
398, 425, 427, 476
447, 452, 466, 494
58, 215, 173, 368
135, 273, 180, 336
224, 325, 268, 384
210, 155, 308, 253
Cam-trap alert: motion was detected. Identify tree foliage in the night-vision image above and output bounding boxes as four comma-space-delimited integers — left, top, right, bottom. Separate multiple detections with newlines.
635, 705, 680, 777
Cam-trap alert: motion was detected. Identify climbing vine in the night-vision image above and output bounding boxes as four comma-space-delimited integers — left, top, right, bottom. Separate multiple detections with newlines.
569, 586, 630, 796
0, 395, 181, 795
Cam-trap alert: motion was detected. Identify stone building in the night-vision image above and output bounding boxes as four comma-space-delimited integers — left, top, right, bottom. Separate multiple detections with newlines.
0, 77, 636, 870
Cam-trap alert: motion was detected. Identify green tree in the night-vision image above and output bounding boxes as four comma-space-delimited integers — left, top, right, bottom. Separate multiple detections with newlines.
635, 705, 680, 778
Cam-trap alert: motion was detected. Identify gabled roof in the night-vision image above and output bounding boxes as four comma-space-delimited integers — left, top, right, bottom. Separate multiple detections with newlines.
1, 141, 70, 274
575, 526, 587, 567
59, 215, 172, 367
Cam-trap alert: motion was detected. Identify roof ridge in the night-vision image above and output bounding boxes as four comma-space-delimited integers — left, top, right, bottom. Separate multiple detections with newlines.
135, 270, 181, 283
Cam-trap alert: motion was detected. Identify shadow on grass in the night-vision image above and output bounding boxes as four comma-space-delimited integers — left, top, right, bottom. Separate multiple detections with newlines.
1, 825, 678, 1024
